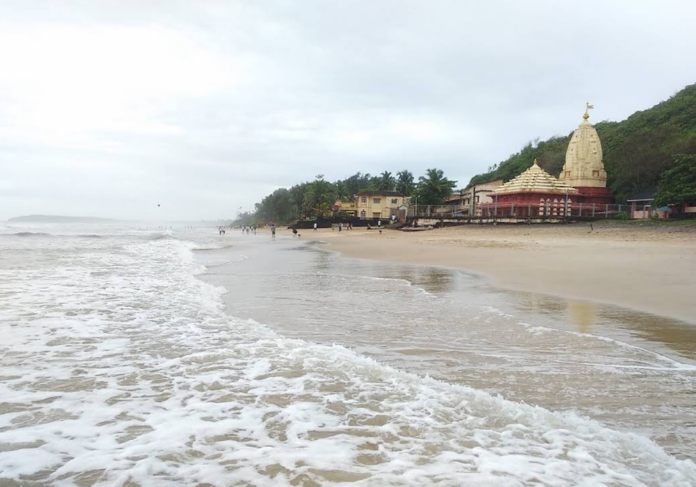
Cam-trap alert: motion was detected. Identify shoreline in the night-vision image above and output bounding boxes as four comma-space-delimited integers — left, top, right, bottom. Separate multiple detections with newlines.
288, 222, 696, 324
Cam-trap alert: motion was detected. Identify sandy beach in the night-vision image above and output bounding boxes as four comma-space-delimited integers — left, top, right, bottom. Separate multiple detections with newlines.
296, 221, 696, 324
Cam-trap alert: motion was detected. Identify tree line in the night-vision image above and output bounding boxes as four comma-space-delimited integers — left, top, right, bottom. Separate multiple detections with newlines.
235, 169, 457, 225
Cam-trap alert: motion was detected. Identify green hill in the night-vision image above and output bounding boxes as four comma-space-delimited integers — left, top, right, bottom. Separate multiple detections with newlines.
469, 83, 696, 202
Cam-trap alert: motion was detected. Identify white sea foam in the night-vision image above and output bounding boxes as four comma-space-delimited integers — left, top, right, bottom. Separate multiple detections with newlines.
1, 233, 695, 486
518, 322, 694, 370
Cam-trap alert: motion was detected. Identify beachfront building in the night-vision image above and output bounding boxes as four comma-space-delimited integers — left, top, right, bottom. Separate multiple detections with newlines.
460, 180, 504, 216
431, 180, 504, 217
492, 159, 579, 217
332, 199, 358, 217
356, 191, 408, 220
558, 105, 612, 205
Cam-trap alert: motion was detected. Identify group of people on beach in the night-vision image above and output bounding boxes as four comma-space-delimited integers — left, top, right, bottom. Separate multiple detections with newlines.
328, 222, 353, 231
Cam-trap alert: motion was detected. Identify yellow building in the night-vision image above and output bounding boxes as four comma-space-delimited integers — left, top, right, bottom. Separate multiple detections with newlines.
356, 191, 409, 220
332, 200, 358, 216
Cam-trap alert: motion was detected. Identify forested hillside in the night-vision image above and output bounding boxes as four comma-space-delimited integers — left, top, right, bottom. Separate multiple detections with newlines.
469, 83, 696, 202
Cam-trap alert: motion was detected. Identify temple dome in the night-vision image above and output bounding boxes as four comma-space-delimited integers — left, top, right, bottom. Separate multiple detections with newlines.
495, 160, 578, 194
559, 107, 607, 188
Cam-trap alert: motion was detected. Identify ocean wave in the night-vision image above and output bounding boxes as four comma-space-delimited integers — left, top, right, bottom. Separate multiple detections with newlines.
1, 231, 51, 237
194, 242, 236, 251
147, 232, 173, 240
519, 321, 692, 369
1, 237, 694, 485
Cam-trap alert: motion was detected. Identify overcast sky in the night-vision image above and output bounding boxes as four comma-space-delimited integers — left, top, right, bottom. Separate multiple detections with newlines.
2, 0, 696, 221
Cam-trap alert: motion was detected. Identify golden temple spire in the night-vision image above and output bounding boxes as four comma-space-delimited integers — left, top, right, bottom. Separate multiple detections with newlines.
533, 158, 539, 166
583, 102, 594, 120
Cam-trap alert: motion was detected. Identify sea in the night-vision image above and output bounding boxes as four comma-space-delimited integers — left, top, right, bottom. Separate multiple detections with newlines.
1, 222, 695, 486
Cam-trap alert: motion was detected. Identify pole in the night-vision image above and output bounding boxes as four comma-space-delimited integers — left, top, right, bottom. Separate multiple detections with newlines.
494, 193, 498, 220
470, 186, 476, 217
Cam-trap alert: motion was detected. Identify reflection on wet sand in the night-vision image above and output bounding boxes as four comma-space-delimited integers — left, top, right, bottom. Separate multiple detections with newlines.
384, 267, 455, 294
508, 289, 696, 363
603, 307, 696, 361
567, 300, 596, 334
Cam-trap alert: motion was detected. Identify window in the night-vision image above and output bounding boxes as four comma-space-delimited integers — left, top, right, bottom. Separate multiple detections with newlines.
391, 198, 398, 204
360, 210, 366, 220
373, 212, 381, 218
592, 170, 599, 177
361, 197, 367, 203
373, 198, 381, 204
565, 171, 571, 178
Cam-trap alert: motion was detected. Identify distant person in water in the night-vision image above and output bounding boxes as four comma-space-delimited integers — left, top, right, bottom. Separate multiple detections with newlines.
271, 225, 276, 237
292, 228, 298, 237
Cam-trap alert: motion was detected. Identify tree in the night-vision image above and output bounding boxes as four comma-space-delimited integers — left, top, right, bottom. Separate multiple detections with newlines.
396, 170, 415, 195
303, 175, 336, 217
653, 154, 696, 207
334, 181, 351, 202
376, 171, 396, 191
343, 172, 371, 197
413, 168, 457, 205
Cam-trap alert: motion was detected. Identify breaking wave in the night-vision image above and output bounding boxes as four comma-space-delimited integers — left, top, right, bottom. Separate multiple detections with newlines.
0, 236, 694, 486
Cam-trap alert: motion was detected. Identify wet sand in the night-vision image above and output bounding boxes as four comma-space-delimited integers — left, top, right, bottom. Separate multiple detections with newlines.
208, 229, 696, 461
295, 222, 696, 324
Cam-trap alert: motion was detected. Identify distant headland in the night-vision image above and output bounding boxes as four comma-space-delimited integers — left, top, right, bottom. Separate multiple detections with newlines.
8, 215, 119, 223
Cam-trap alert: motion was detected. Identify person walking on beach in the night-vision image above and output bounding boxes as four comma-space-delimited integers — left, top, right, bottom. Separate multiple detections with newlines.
313, 222, 317, 232
271, 224, 276, 238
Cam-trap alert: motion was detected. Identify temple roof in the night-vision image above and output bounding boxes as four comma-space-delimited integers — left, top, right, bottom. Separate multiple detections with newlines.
494, 160, 579, 194
560, 105, 607, 188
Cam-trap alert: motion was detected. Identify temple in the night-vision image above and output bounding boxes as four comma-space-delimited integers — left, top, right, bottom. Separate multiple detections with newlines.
492, 160, 578, 217
559, 104, 612, 204
491, 105, 613, 217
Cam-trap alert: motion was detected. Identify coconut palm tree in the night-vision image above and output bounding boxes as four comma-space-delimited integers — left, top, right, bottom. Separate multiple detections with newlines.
413, 168, 457, 205
303, 175, 336, 217
396, 170, 415, 196
376, 171, 396, 191
334, 181, 351, 202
